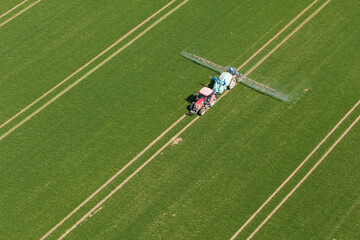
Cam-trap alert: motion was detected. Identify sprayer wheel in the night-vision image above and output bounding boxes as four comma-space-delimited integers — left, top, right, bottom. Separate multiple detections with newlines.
210, 97, 216, 107
229, 79, 236, 89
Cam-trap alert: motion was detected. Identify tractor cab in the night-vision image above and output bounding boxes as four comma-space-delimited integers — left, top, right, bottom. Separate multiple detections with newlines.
196, 87, 214, 102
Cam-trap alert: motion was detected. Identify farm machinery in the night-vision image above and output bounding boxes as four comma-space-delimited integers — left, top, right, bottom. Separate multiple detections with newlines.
212, 67, 238, 94
189, 86, 216, 116
181, 51, 289, 115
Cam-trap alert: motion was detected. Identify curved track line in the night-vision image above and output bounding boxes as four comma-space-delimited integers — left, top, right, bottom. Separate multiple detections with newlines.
39, 1, 189, 239
248, 114, 360, 239
58, 1, 328, 237
237, 0, 319, 71
0, 0, 177, 130
230, 98, 359, 240
0, 0, 28, 20
0, 0, 41, 28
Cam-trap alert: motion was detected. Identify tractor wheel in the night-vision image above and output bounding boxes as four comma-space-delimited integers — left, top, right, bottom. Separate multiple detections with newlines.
209, 97, 216, 107
189, 103, 194, 110
228, 79, 236, 90
199, 108, 206, 116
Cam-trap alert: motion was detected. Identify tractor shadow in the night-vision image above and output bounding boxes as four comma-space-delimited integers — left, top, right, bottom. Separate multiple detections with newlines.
185, 94, 196, 111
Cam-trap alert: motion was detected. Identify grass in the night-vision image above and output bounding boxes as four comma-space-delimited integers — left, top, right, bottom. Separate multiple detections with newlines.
0, 0, 171, 123
255, 125, 360, 239
0, 0, 358, 239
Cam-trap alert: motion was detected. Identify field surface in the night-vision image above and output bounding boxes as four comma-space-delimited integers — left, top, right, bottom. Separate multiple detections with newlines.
0, 0, 359, 239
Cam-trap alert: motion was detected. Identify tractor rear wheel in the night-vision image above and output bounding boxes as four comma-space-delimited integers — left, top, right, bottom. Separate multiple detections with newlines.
189, 103, 195, 111
199, 108, 205, 116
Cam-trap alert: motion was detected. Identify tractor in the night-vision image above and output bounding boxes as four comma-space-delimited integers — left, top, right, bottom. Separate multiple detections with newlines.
189, 87, 216, 116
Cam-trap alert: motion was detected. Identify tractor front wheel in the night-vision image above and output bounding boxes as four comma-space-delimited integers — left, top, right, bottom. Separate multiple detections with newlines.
199, 108, 206, 116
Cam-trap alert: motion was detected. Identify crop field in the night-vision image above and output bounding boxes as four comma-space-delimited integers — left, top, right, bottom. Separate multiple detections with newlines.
0, 0, 359, 239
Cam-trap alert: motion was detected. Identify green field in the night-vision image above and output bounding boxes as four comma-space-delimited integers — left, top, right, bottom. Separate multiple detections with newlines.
0, 0, 359, 239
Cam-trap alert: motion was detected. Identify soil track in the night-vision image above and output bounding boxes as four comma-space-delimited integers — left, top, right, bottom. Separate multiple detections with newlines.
231, 98, 359, 240
55, 0, 326, 237
0, 0, 177, 131
248, 113, 360, 239
236, 0, 319, 71
245, 0, 332, 77
0, 0, 41, 28
58, 115, 198, 240
39, 1, 189, 238
0, 0, 28, 20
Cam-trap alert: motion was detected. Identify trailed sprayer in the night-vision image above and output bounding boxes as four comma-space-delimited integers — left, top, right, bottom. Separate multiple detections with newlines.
181, 51, 289, 115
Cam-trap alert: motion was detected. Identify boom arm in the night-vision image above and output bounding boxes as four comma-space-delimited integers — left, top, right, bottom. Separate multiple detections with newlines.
181, 51, 289, 102
236, 75, 289, 102
180, 51, 226, 74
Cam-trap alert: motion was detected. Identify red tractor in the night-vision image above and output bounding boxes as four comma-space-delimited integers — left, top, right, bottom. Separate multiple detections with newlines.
189, 87, 216, 116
